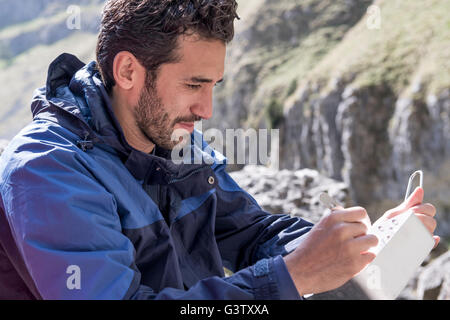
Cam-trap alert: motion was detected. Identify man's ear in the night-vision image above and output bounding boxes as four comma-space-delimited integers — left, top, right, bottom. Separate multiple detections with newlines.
112, 51, 144, 91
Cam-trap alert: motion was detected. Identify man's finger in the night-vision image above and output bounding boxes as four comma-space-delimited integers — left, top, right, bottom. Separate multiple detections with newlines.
433, 236, 440, 249
386, 187, 424, 219
331, 207, 369, 223
414, 213, 437, 234
350, 234, 379, 254
405, 186, 424, 208
410, 203, 436, 217
360, 251, 376, 265
337, 221, 368, 239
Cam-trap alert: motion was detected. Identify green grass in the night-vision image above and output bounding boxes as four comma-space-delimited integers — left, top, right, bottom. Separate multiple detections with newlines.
221, 0, 374, 129
219, 0, 450, 139
243, 24, 347, 128
309, 0, 450, 96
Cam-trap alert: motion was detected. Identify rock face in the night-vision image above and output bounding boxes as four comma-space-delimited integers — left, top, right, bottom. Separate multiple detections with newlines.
398, 249, 450, 300
281, 79, 450, 237
209, 0, 450, 238
416, 250, 450, 300
229, 165, 350, 223
208, 0, 372, 142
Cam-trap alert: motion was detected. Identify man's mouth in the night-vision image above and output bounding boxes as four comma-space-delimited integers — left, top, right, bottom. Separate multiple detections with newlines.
175, 121, 195, 133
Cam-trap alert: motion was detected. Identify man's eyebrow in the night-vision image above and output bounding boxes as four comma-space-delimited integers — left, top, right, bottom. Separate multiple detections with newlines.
186, 77, 224, 84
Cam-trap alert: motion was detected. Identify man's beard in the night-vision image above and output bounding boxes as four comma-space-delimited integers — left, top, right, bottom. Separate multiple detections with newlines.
134, 75, 201, 150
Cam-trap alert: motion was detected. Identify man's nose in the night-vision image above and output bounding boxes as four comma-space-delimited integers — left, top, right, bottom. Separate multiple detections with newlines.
191, 90, 213, 120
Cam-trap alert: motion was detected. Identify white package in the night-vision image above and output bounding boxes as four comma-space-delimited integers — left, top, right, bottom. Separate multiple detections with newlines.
353, 210, 435, 299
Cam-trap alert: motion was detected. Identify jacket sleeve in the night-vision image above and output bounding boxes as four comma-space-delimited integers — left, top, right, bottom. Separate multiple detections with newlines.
130, 254, 299, 300
213, 162, 314, 275
1, 137, 301, 300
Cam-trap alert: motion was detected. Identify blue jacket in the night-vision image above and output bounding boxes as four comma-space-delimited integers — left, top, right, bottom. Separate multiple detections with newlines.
0, 53, 313, 300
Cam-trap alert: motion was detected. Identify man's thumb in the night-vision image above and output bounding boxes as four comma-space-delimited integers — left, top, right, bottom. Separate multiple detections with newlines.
386, 186, 424, 219
403, 186, 424, 209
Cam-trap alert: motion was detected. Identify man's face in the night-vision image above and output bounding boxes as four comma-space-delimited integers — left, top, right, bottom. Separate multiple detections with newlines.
134, 34, 226, 150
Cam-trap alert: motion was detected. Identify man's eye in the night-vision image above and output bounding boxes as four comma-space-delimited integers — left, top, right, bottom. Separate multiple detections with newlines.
186, 84, 201, 90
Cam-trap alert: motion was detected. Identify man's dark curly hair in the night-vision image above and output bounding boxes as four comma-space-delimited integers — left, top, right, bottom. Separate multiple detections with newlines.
96, 0, 239, 93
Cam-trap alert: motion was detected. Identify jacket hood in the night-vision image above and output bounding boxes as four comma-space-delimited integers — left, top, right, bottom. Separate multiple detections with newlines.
31, 53, 123, 151
31, 53, 225, 184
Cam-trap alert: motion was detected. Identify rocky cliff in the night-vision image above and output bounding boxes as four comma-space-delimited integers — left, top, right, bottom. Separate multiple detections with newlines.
209, 0, 450, 238
280, 0, 450, 233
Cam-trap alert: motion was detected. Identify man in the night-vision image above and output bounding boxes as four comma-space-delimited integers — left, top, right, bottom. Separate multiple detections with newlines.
0, 0, 439, 299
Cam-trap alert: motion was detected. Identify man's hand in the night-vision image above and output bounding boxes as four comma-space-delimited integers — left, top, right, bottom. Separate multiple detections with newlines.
382, 186, 440, 248
283, 206, 378, 296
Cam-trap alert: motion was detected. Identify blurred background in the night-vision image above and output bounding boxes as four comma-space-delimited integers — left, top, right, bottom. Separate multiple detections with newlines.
0, 0, 449, 299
